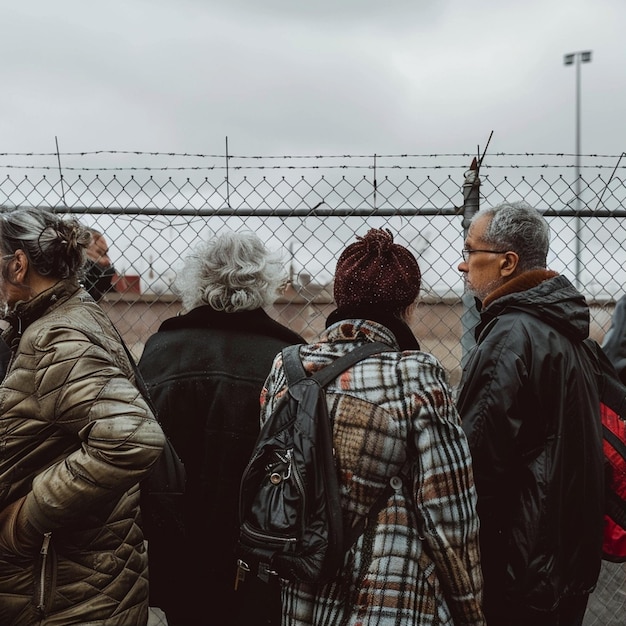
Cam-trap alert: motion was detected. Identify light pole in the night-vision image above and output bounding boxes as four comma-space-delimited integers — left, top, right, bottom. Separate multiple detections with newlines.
564, 50, 592, 289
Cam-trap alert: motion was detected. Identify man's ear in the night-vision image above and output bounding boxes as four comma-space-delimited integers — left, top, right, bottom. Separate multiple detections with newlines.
499, 251, 519, 277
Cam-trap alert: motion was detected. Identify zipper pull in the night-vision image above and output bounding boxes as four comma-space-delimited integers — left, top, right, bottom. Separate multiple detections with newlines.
234, 559, 250, 591
40, 532, 51, 555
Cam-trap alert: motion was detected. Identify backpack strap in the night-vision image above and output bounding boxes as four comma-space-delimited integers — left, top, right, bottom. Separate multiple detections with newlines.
281, 340, 398, 549
282, 341, 391, 388
281, 344, 308, 386
119, 339, 158, 415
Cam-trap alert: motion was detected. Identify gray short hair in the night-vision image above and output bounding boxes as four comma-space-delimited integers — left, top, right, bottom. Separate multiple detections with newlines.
175, 230, 287, 313
0, 207, 89, 279
473, 201, 550, 271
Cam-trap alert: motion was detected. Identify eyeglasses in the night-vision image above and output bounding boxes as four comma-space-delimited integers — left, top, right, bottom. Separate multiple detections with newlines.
461, 248, 508, 262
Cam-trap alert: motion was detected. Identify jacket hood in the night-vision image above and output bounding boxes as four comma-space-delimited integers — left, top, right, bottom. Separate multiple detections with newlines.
478, 270, 589, 342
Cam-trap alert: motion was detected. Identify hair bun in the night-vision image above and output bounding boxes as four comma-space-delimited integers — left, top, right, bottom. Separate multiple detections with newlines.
57, 224, 89, 253
68, 226, 81, 251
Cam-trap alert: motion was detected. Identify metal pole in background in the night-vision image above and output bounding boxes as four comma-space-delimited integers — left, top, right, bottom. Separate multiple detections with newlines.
564, 50, 592, 289
575, 54, 582, 290
460, 157, 481, 369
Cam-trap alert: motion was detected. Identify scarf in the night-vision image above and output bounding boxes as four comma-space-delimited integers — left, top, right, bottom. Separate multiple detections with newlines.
326, 305, 420, 351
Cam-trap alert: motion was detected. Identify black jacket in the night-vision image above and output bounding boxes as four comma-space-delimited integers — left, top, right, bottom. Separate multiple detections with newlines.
457, 271, 604, 618
137, 307, 303, 626
602, 293, 626, 383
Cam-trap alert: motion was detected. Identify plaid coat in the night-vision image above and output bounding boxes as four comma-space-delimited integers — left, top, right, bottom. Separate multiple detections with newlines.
260, 319, 485, 626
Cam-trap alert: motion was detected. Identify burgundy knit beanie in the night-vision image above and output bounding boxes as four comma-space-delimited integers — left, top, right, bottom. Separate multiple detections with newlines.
333, 228, 421, 310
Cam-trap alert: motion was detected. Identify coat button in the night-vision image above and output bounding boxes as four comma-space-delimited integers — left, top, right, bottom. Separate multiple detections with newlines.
390, 476, 403, 491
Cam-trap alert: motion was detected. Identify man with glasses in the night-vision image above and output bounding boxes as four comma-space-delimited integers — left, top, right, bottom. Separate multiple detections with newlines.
456, 201, 604, 626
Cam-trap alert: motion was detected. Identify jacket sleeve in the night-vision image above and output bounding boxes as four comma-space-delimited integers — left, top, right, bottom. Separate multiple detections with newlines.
410, 357, 485, 626
21, 325, 166, 533
456, 319, 528, 506
455, 318, 530, 617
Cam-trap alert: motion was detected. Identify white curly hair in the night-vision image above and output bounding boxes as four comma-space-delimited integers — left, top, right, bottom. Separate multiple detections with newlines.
174, 230, 287, 313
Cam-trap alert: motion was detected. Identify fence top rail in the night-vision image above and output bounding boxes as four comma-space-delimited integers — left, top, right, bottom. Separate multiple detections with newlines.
17, 204, 626, 218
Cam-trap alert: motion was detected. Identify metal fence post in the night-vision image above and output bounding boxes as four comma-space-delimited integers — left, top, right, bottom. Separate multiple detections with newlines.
460, 158, 481, 369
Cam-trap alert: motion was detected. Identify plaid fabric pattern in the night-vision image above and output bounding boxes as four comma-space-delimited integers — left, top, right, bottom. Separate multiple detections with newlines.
260, 320, 485, 626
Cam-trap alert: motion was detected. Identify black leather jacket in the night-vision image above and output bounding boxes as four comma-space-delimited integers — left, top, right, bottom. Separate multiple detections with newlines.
457, 272, 604, 616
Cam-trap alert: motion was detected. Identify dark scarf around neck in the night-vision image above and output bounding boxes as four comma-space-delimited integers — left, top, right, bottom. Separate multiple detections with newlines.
326, 305, 420, 351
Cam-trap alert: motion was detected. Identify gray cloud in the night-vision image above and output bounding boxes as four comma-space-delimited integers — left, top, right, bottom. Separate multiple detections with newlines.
0, 0, 624, 158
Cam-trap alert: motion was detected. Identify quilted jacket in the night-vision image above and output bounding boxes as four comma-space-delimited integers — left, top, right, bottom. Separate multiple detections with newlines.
0, 279, 165, 626
260, 319, 485, 626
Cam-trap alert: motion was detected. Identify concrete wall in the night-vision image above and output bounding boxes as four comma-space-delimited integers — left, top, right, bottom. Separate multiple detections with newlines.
101, 292, 616, 389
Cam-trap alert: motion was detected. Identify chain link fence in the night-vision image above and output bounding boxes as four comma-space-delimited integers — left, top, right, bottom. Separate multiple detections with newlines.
1, 148, 625, 621
1, 150, 625, 383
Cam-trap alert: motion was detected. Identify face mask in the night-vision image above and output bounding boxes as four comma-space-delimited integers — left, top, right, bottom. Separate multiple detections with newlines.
82, 261, 116, 301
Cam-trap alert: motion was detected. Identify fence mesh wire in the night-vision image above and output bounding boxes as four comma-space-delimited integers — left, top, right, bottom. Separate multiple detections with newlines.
1, 149, 626, 618
1, 150, 624, 384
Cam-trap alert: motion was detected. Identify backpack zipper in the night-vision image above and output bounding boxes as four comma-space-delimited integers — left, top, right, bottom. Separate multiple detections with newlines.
240, 521, 298, 546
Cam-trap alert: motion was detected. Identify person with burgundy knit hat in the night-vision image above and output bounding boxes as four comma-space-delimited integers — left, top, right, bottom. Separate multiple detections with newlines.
456, 201, 604, 626
260, 228, 485, 626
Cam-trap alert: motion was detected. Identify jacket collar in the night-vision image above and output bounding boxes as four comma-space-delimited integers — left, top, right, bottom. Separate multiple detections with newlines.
320, 317, 411, 351
158, 305, 303, 344
325, 306, 419, 351
3, 279, 82, 340
481, 269, 559, 309
477, 269, 589, 343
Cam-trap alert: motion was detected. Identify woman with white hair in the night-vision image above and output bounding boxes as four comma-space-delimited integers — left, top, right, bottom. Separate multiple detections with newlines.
138, 229, 303, 626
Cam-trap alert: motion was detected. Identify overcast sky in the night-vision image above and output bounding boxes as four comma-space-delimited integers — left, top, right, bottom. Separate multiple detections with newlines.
1, 0, 625, 158
1, 0, 624, 299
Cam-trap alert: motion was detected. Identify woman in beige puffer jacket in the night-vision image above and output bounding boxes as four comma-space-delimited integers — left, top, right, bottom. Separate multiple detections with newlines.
0, 207, 165, 626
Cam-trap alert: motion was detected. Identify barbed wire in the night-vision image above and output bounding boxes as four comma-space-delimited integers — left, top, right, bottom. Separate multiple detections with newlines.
0, 150, 623, 159
0, 151, 623, 173
0, 164, 623, 173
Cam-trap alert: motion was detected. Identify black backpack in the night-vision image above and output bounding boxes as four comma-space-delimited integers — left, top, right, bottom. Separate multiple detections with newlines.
236, 341, 390, 586
584, 339, 626, 562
